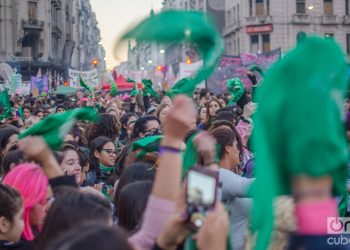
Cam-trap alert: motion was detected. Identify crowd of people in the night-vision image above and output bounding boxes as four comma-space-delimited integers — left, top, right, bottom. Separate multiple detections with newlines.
0, 35, 350, 250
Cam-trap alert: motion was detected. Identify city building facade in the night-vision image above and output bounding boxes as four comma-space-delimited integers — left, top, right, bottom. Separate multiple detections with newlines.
223, 0, 350, 58
0, 0, 105, 83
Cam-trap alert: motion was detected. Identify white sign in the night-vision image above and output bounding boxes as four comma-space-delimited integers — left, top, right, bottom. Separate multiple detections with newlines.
68, 69, 99, 88
179, 60, 205, 89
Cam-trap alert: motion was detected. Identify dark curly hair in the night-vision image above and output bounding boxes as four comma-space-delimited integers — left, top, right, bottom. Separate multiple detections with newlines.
86, 114, 120, 145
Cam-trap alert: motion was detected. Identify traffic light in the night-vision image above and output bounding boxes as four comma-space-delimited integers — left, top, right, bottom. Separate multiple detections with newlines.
156, 65, 163, 71
93, 59, 99, 67
64, 81, 69, 86
186, 58, 192, 64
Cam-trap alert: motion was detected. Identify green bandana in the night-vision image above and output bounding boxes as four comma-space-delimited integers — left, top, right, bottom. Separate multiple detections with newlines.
99, 163, 115, 174
130, 135, 163, 159
142, 79, 159, 98
250, 36, 348, 250
0, 87, 12, 121
110, 79, 118, 97
120, 11, 224, 98
19, 108, 99, 150
226, 78, 244, 106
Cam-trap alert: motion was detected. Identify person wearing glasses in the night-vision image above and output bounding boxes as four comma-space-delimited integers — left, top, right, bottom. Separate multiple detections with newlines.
130, 115, 162, 140
87, 136, 117, 200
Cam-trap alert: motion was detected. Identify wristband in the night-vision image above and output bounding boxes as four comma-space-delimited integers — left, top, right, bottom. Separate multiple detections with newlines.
159, 145, 184, 154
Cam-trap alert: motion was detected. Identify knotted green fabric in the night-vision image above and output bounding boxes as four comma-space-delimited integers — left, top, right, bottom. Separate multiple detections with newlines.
250, 37, 348, 250
142, 79, 159, 98
110, 79, 118, 97
19, 108, 99, 150
99, 163, 115, 173
130, 135, 163, 159
120, 11, 224, 98
0, 88, 12, 120
226, 78, 244, 106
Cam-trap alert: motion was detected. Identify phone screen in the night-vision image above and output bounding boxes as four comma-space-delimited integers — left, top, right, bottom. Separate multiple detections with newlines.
187, 170, 216, 207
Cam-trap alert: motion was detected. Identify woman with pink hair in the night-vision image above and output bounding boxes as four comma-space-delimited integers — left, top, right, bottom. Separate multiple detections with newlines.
2, 163, 50, 241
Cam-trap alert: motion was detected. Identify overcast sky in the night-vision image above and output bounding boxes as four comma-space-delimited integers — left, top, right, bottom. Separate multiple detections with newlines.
90, 0, 163, 70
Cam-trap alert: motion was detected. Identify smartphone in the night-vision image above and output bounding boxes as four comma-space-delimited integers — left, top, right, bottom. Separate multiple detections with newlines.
186, 166, 219, 231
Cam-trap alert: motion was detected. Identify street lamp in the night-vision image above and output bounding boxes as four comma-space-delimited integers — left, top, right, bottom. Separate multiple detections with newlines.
307, 5, 314, 10
148, 60, 153, 64
159, 49, 165, 54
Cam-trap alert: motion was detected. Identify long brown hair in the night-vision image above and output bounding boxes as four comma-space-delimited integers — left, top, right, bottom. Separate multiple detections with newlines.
204, 97, 222, 129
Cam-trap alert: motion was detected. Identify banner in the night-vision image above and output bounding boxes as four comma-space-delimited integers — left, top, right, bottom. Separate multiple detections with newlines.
68, 69, 98, 88
30, 75, 48, 97
207, 48, 281, 94
10, 72, 22, 94
179, 60, 205, 88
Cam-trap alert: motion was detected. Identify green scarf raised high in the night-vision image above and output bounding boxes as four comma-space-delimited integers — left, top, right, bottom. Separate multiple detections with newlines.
120, 10, 224, 98
250, 36, 348, 250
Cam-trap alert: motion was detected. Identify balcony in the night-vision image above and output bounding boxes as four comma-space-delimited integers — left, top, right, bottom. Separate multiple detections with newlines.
321, 15, 339, 25
245, 15, 273, 25
22, 19, 44, 30
344, 15, 350, 25
292, 14, 311, 24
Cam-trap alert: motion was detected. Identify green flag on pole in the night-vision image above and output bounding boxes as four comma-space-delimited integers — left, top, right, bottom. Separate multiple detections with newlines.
120, 11, 224, 98
19, 107, 99, 150
79, 76, 94, 93
0, 87, 12, 121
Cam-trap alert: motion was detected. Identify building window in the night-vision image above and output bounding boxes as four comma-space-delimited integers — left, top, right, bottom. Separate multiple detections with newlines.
346, 0, 349, 15
250, 35, 259, 53
347, 34, 350, 55
325, 33, 334, 38
266, 0, 270, 15
256, 0, 264, 16
324, 0, 333, 15
28, 1, 37, 22
249, 0, 253, 16
262, 34, 270, 52
296, 0, 306, 14
233, 7, 236, 23
237, 37, 240, 53
226, 10, 232, 24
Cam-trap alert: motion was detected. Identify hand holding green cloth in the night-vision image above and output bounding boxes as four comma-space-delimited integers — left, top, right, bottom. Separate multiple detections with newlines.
120, 11, 224, 98
226, 78, 244, 106
80, 77, 94, 93
130, 83, 139, 97
0, 87, 12, 120
249, 65, 264, 78
130, 135, 163, 159
142, 79, 159, 98
250, 37, 348, 250
110, 79, 118, 97
19, 108, 99, 150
